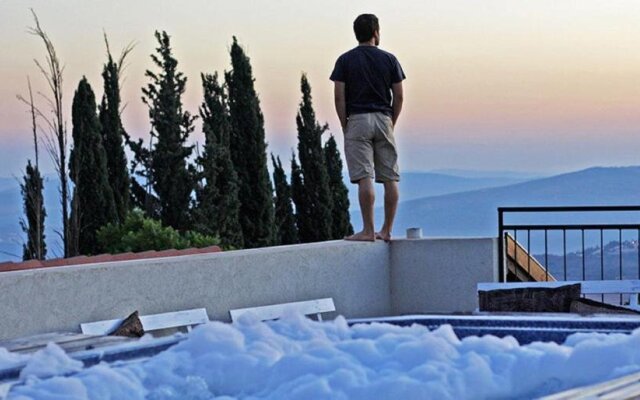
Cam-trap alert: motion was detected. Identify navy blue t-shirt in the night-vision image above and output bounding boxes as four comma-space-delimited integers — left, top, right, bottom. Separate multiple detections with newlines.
330, 46, 406, 117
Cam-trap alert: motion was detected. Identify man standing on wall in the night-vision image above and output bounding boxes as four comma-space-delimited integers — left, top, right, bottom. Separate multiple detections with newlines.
330, 13, 406, 242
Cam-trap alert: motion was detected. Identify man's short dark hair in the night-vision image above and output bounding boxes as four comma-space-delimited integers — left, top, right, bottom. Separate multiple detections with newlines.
353, 14, 379, 43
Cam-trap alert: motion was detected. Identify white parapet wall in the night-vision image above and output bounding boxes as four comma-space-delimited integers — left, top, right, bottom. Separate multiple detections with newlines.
0, 240, 391, 340
390, 238, 499, 315
0, 237, 498, 340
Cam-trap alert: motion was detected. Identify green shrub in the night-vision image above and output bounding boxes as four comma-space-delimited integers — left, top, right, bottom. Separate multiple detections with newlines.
97, 210, 221, 253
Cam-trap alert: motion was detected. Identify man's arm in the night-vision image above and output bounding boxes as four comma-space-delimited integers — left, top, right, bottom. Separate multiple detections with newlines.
334, 81, 347, 132
391, 82, 404, 127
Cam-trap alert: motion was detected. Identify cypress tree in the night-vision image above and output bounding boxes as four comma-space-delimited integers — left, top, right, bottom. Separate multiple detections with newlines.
293, 74, 332, 243
126, 134, 160, 219
69, 77, 117, 255
324, 135, 354, 238
99, 37, 132, 223
271, 154, 298, 245
225, 37, 274, 248
195, 72, 244, 249
20, 161, 46, 260
142, 31, 195, 231
290, 153, 312, 241
18, 77, 46, 261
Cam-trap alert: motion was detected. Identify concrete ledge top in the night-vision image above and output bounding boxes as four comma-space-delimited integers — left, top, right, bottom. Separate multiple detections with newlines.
392, 237, 497, 242
1, 238, 499, 277
1, 239, 389, 276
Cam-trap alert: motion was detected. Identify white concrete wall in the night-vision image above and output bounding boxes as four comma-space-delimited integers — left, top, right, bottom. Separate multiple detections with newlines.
390, 238, 499, 315
0, 237, 498, 340
0, 240, 390, 340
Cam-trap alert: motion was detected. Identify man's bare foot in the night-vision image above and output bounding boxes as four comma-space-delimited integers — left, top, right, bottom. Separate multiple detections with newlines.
345, 231, 376, 242
376, 232, 392, 243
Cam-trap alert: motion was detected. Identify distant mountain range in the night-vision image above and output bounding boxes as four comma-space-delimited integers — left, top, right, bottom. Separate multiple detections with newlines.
1, 166, 640, 262
540, 240, 640, 281
428, 169, 544, 180
352, 166, 640, 238
0, 170, 527, 261
346, 172, 525, 208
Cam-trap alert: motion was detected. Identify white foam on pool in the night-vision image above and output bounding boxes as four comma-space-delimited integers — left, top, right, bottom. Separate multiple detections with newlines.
7, 313, 640, 399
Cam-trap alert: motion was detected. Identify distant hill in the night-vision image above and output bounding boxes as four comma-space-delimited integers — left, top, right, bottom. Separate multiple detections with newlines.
541, 240, 640, 281
429, 169, 543, 180
352, 167, 640, 238
347, 171, 525, 209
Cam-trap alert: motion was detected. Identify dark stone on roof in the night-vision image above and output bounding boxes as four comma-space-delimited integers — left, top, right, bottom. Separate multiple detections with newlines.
109, 311, 144, 337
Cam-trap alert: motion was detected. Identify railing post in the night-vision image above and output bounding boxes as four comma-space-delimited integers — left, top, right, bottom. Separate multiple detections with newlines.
498, 208, 505, 282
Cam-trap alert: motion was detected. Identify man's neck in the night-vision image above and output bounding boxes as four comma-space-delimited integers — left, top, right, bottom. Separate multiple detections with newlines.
358, 40, 376, 47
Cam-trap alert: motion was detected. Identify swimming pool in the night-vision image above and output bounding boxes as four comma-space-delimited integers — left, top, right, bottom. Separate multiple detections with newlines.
4, 313, 640, 399
350, 313, 640, 344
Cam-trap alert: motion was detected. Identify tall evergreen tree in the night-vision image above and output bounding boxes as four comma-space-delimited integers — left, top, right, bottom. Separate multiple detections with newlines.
21, 161, 46, 260
293, 74, 333, 243
324, 135, 354, 238
69, 77, 117, 255
195, 72, 244, 248
99, 36, 132, 223
19, 77, 46, 260
225, 37, 274, 248
141, 31, 195, 231
290, 153, 312, 241
127, 137, 161, 219
271, 154, 298, 245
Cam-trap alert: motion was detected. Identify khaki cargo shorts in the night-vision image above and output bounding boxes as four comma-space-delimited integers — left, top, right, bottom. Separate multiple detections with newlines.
344, 112, 400, 183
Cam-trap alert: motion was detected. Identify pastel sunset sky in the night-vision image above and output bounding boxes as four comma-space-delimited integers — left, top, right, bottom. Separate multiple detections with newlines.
1, 0, 640, 178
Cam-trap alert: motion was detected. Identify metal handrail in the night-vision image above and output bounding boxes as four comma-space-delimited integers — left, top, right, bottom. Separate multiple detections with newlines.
498, 206, 640, 284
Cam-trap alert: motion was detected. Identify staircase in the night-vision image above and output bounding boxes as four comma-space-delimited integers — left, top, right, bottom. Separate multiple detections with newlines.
505, 234, 556, 282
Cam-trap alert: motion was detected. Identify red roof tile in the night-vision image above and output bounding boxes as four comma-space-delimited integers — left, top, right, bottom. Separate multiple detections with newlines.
0, 259, 44, 271
0, 246, 222, 273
